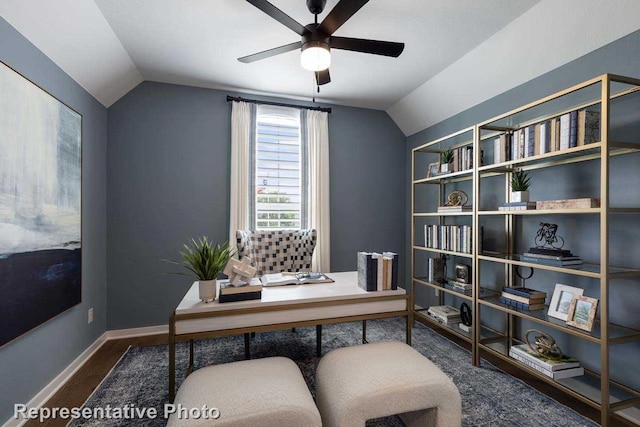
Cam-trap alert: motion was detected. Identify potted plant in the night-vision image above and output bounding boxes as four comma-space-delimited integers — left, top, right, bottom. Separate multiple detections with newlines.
440, 149, 454, 173
510, 170, 531, 202
165, 237, 235, 302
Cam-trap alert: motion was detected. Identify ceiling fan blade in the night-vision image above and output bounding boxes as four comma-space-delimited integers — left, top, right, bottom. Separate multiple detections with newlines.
315, 69, 331, 85
246, 0, 307, 35
318, 0, 369, 35
330, 36, 404, 57
238, 41, 302, 63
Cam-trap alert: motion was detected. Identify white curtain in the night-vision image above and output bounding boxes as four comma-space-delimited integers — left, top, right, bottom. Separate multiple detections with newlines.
306, 110, 331, 272
229, 101, 252, 248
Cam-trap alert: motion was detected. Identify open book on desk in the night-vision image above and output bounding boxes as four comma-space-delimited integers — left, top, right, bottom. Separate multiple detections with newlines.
260, 272, 334, 287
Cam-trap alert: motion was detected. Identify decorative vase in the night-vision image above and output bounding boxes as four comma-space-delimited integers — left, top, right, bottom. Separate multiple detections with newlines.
440, 163, 450, 173
511, 191, 530, 203
198, 280, 216, 303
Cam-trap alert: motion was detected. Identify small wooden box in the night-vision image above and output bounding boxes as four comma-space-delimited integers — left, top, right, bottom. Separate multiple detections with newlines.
536, 198, 600, 210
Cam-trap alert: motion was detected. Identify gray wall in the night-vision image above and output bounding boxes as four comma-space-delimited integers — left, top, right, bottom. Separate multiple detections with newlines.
0, 17, 108, 422
406, 29, 640, 390
106, 82, 406, 329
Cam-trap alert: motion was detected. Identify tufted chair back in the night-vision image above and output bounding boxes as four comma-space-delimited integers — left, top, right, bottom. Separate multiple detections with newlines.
236, 229, 317, 277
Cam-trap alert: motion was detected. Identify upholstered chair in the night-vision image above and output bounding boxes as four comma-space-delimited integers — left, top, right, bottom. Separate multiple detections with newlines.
236, 229, 317, 276
235, 229, 322, 356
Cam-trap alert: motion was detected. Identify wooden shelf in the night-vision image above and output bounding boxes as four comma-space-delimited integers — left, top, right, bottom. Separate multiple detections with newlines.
414, 211, 474, 217
413, 309, 472, 342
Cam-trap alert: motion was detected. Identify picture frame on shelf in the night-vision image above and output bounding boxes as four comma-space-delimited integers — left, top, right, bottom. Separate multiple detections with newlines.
548, 283, 584, 321
566, 295, 599, 332
427, 162, 440, 178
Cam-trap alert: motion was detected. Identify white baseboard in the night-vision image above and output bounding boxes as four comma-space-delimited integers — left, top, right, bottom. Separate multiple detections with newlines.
2, 324, 168, 427
2, 332, 108, 427
105, 324, 168, 340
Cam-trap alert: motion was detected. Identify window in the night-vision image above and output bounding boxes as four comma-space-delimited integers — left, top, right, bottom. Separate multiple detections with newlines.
254, 105, 304, 230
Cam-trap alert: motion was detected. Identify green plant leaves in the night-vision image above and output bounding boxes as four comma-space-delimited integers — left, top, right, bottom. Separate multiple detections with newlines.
510, 170, 531, 192
164, 237, 235, 280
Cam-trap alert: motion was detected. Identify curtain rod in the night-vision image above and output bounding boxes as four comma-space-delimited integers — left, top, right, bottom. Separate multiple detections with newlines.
226, 95, 331, 113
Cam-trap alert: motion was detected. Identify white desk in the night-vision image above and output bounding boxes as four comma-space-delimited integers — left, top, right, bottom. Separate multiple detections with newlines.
169, 271, 411, 401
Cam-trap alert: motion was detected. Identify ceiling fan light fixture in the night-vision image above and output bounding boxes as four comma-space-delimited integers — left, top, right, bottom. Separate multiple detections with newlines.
300, 42, 331, 72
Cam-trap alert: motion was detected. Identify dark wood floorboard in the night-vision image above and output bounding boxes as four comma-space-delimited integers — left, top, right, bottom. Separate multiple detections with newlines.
25, 325, 636, 426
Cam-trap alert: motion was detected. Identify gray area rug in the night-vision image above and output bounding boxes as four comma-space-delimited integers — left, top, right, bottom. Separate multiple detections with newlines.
70, 318, 597, 426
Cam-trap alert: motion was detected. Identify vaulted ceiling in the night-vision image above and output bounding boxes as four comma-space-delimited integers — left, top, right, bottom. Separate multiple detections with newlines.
2, 0, 640, 135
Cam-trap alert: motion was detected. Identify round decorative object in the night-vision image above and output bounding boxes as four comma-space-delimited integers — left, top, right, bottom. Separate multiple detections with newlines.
525, 329, 563, 361
444, 190, 469, 207
460, 302, 472, 327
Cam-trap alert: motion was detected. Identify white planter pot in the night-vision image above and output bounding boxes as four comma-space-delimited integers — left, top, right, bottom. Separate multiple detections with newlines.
198, 280, 216, 302
511, 191, 530, 203
440, 163, 450, 173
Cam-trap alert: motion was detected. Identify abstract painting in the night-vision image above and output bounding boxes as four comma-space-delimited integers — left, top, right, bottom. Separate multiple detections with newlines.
0, 62, 82, 347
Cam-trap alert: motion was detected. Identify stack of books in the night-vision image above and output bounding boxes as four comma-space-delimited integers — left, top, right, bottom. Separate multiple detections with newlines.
218, 278, 262, 303
520, 247, 583, 267
500, 286, 546, 311
444, 279, 472, 296
427, 305, 461, 325
509, 344, 584, 380
498, 201, 536, 211
437, 205, 472, 213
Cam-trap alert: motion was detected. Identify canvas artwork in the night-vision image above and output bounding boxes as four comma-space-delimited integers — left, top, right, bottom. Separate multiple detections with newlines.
0, 62, 82, 347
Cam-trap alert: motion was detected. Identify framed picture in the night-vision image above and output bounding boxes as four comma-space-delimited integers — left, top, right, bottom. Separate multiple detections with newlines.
567, 296, 599, 332
548, 283, 584, 321
0, 61, 82, 347
427, 162, 440, 178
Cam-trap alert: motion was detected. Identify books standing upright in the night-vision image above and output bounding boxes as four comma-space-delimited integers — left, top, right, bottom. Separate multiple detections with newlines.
357, 251, 399, 291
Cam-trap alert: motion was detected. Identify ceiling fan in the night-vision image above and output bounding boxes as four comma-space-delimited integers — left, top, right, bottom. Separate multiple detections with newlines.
238, 0, 405, 86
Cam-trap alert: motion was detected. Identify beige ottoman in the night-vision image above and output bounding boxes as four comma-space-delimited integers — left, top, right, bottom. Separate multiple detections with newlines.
167, 357, 321, 427
316, 341, 462, 427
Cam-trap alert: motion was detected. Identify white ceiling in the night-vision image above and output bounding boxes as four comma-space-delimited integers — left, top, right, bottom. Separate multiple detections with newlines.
2, 0, 640, 135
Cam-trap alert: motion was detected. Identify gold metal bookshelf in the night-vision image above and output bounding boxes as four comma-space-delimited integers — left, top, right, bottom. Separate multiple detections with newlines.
411, 73, 640, 426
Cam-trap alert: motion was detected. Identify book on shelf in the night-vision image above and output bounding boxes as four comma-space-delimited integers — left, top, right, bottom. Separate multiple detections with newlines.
521, 252, 581, 261
437, 205, 472, 212
424, 224, 473, 254
535, 198, 600, 210
560, 113, 570, 150
444, 281, 472, 296
219, 278, 263, 295
427, 305, 461, 320
499, 296, 545, 311
577, 110, 600, 145
509, 350, 584, 379
510, 344, 580, 371
502, 286, 547, 300
569, 110, 578, 148
260, 272, 334, 287
499, 201, 537, 211
527, 247, 573, 257
499, 291, 545, 305
427, 311, 461, 325
520, 255, 583, 267
428, 257, 446, 284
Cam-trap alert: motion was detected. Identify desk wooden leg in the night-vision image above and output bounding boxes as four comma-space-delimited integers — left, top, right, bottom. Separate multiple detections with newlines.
406, 313, 413, 346
316, 325, 322, 357
187, 340, 194, 375
244, 333, 251, 359
362, 320, 368, 344
169, 314, 176, 403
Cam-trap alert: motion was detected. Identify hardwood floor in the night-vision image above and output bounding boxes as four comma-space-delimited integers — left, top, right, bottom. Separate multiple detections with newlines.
25, 324, 635, 427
